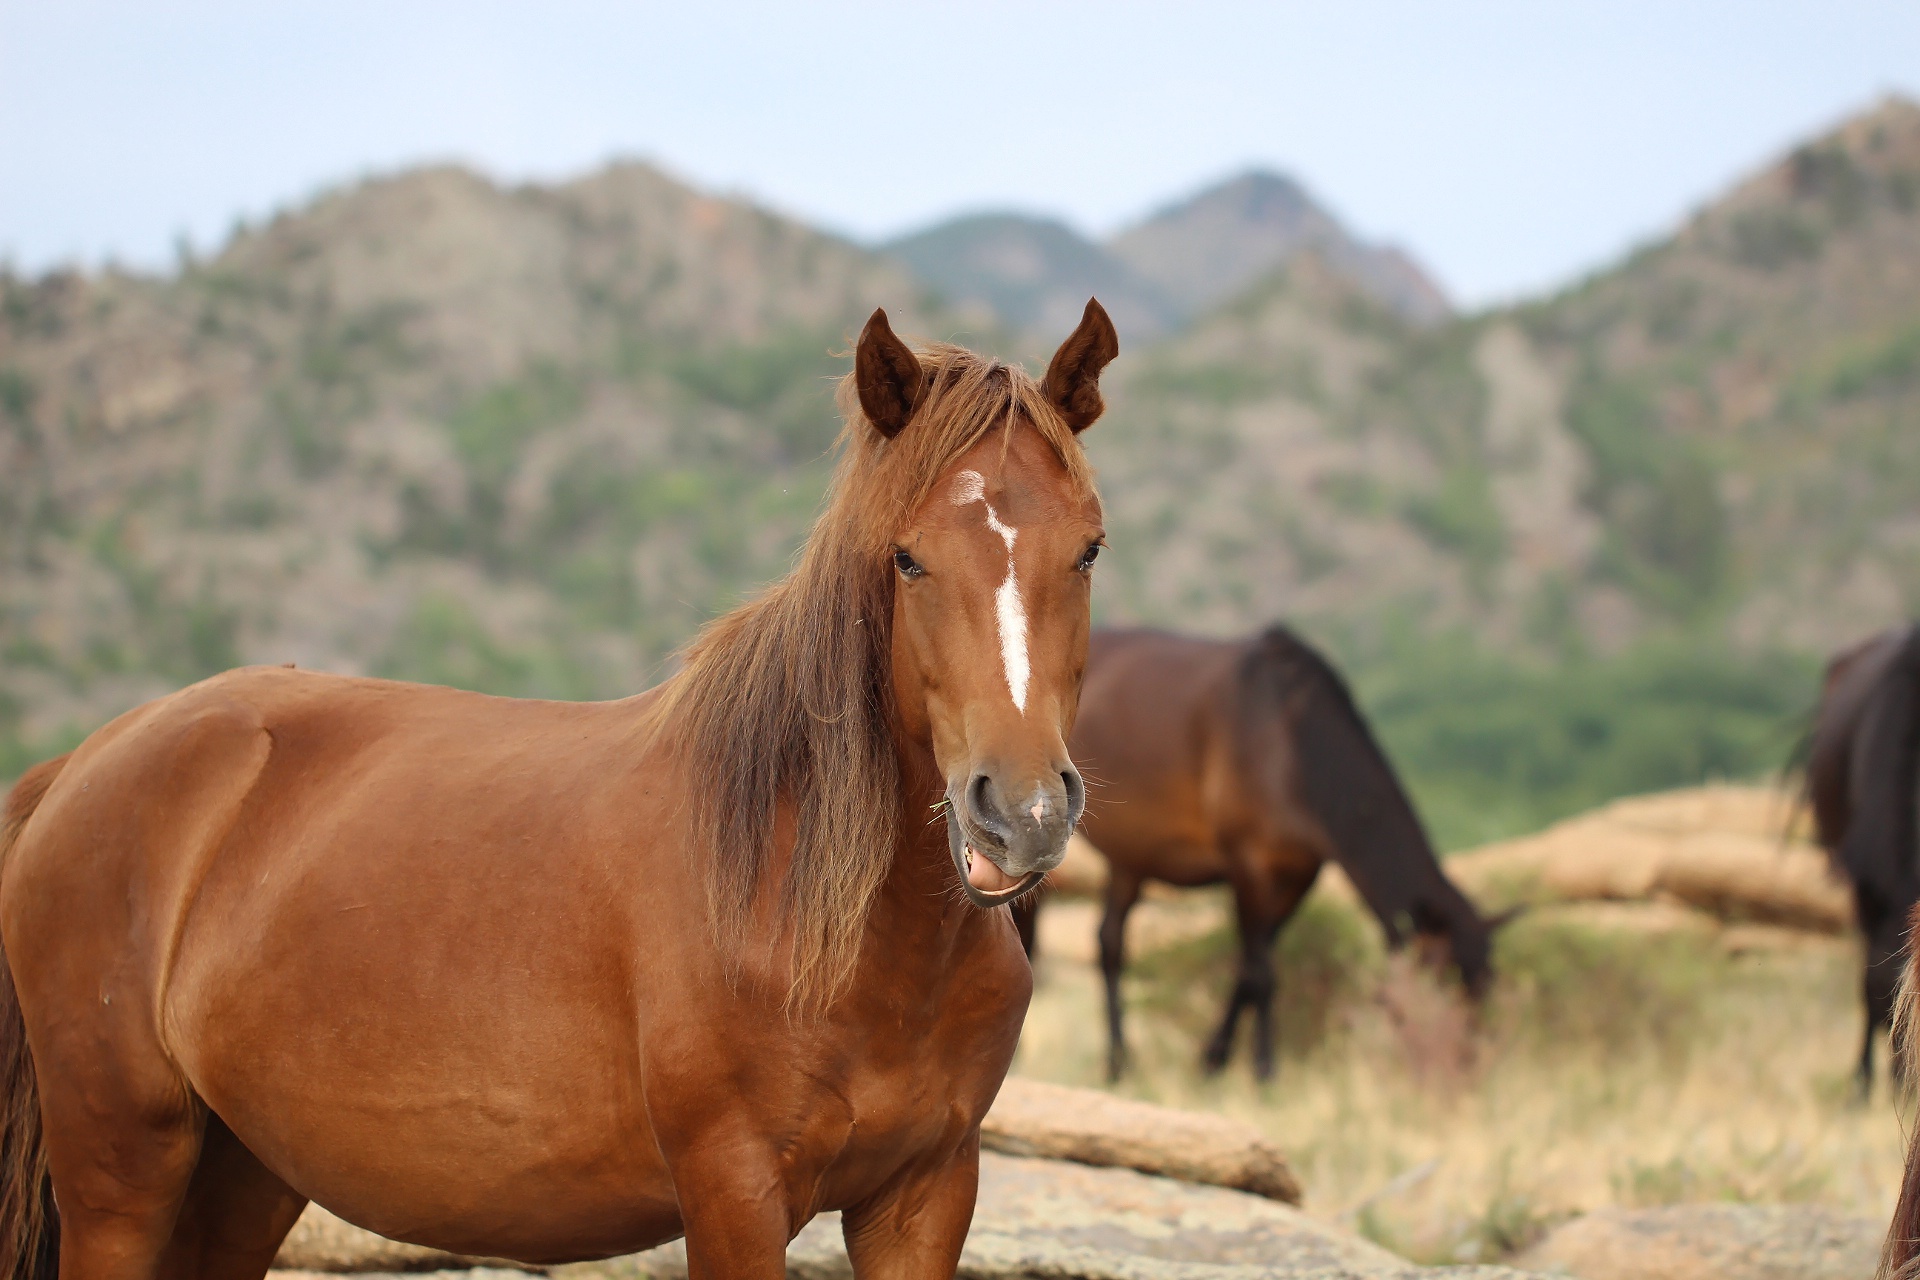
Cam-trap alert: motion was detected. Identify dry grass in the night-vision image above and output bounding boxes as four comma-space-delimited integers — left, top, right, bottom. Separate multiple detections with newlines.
1012, 887, 1907, 1266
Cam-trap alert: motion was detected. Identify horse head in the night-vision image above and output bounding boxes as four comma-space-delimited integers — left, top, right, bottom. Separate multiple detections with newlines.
855, 301, 1117, 907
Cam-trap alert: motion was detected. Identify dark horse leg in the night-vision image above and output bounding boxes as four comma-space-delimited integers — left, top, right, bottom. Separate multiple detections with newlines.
1098, 869, 1145, 1082
1861, 906, 1908, 1100
1203, 862, 1321, 1082
1013, 891, 1041, 960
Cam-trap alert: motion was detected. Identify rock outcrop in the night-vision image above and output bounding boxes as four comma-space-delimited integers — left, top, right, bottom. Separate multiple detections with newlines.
1515, 1203, 1883, 1280
608, 1154, 1540, 1279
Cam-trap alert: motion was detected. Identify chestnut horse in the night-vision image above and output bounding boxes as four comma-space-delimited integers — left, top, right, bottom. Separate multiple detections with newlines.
1799, 621, 1920, 1097
0, 302, 1117, 1280
1875, 902, 1920, 1278
1016, 625, 1501, 1081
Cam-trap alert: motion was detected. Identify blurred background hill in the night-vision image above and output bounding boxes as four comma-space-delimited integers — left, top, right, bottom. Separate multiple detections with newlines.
5, 96, 1919, 843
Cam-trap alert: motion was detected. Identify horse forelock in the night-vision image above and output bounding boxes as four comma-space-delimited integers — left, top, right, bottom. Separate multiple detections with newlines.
656, 342, 1097, 1009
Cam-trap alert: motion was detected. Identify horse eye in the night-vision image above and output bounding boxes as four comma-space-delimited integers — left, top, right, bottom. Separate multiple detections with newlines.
893, 550, 924, 579
1077, 543, 1101, 572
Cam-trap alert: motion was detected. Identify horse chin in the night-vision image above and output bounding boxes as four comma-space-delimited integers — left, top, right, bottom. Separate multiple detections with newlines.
945, 813, 1045, 909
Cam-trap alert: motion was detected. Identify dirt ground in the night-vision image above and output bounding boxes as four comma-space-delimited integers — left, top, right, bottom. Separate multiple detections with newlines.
1010, 786, 1907, 1267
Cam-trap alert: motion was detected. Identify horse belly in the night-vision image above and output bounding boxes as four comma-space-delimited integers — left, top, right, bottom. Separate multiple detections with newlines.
180, 961, 679, 1260
168, 854, 682, 1260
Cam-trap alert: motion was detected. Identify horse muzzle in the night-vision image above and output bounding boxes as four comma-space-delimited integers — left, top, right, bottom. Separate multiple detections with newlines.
946, 811, 1050, 908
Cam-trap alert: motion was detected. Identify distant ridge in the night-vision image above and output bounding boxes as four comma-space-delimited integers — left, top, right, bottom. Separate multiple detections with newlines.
1110, 170, 1451, 326
883, 214, 1180, 342
883, 169, 1450, 344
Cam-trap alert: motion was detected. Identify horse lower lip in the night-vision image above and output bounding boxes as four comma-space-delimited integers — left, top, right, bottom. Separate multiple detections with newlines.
964, 845, 1018, 893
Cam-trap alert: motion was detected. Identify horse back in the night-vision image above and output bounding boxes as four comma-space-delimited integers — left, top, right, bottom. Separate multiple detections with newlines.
1072, 630, 1273, 884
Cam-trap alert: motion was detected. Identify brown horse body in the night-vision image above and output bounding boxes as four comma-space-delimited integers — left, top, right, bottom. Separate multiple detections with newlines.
0, 305, 1117, 1280
1018, 626, 1497, 1080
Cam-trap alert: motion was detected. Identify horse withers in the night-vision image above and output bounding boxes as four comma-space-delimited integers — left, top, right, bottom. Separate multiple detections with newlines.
1016, 625, 1505, 1081
0, 302, 1118, 1280
1800, 621, 1920, 1097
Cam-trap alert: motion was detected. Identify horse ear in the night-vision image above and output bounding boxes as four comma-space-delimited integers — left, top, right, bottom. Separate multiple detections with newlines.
1042, 298, 1120, 433
855, 308, 926, 439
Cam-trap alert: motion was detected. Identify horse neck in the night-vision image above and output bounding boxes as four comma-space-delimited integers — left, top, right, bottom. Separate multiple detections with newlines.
836, 733, 987, 986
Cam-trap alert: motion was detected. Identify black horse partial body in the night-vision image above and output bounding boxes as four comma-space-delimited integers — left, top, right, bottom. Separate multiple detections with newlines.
1803, 622, 1920, 1096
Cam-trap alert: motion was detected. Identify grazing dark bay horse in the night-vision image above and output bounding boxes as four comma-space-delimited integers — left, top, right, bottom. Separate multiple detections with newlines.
0, 302, 1118, 1280
1800, 621, 1920, 1096
1016, 625, 1501, 1081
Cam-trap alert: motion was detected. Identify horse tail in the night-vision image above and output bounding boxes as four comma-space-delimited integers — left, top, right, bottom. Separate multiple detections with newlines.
0, 755, 68, 1280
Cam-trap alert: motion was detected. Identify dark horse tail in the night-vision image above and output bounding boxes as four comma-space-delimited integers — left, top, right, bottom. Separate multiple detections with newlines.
1233, 627, 1499, 996
0, 755, 67, 1280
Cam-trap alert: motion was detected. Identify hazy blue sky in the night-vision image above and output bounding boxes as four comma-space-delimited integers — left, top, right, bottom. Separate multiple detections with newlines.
3, 1, 1917, 305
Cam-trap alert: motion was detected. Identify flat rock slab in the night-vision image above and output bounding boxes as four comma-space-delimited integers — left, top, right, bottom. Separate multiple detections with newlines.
595, 1153, 1543, 1279
1516, 1203, 1883, 1280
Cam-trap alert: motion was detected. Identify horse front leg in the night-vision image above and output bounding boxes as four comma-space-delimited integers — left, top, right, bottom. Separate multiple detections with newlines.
1247, 865, 1321, 1082
673, 1141, 799, 1280
1861, 911, 1906, 1102
840, 1138, 980, 1278
1099, 870, 1145, 1082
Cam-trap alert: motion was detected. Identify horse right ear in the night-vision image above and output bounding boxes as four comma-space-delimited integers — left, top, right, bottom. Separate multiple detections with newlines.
855, 308, 926, 438
1042, 298, 1120, 433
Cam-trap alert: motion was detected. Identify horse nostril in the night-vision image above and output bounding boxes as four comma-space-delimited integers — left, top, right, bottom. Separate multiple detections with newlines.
968, 773, 996, 827
1062, 767, 1085, 825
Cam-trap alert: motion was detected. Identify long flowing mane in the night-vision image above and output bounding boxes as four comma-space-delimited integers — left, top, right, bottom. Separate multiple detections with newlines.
653, 343, 1098, 1006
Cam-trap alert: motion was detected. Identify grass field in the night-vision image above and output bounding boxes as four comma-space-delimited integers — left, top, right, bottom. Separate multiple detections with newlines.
1011, 888, 1906, 1266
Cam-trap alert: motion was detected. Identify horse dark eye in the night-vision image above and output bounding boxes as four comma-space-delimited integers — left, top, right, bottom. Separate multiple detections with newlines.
1077, 543, 1101, 572
893, 550, 924, 579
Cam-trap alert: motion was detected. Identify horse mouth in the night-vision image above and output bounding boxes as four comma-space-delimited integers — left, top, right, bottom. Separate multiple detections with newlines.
945, 813, 1044, 909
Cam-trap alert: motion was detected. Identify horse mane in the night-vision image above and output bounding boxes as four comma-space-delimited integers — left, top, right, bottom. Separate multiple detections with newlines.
651, 342, 1097, 1008
1233, 626, 1492, 988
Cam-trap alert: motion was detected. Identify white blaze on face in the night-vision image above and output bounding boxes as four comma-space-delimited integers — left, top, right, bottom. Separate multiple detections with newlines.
951, 469, 1030, 712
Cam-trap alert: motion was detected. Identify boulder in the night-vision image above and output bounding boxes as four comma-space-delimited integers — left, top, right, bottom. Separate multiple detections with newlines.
605, 1153, 1546, 1279
982, 1077, 1303, 1205
1515, 1204, 1882, 1280
1441, 785, 1851, 933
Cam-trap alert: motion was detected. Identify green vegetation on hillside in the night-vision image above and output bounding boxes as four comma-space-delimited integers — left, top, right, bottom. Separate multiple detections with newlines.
1332, 630, 1817, 849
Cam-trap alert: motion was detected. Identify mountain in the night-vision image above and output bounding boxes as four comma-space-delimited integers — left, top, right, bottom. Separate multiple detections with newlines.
882, 214, 1180, 342
884, 170, 1450, 347
1087, 96, 1920, 661
4, 100, 1918, 843
1110, 170, 1452, 326
0, 161, 948, 759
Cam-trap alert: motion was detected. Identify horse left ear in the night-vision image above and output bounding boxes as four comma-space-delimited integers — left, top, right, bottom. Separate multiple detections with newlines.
1042, 298, 1120, 433
855, 308, 926, 439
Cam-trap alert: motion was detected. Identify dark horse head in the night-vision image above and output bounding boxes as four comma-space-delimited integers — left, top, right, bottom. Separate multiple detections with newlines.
1236, 625, 1509, 998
